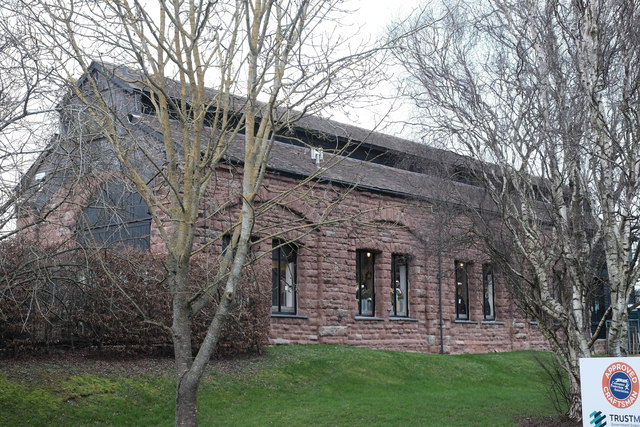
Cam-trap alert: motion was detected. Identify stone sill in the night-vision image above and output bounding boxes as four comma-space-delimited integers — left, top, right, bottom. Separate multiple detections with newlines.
481, 320, 505, 326
453, 320, 478, 325
271, 313, 309, 320
354, 316, 385, 321
390, 317, 419, 322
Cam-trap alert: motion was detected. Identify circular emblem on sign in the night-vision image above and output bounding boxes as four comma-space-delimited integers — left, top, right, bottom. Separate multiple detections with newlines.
602, 362, 639, 409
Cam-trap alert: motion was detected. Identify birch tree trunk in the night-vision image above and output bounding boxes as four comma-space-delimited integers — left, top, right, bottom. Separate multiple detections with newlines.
22, 0, 380, 424
391, 0, 640, 421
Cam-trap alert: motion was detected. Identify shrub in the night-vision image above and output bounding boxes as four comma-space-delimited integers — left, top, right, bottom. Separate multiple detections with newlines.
0, 238, 269, 357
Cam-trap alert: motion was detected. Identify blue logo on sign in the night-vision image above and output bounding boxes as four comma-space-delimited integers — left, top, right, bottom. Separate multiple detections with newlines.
589, 410, 606, 426
610, 371, 632, 400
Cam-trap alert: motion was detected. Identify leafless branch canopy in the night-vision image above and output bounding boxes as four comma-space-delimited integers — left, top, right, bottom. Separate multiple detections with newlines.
391, 0, 640, 420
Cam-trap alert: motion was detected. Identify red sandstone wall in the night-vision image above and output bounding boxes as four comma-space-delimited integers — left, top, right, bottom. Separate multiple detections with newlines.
17, 77, 550, 355
196, 169, 549, 354
21, 161, 549, 355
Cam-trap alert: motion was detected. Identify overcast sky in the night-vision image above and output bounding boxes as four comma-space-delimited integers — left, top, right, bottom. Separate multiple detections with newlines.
345, 0, 421, 38
330, 0, 424, 140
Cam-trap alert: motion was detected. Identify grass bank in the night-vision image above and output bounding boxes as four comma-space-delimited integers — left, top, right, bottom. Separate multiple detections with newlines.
0, 345, 567, 426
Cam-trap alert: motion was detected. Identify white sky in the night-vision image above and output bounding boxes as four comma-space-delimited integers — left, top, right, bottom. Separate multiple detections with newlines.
347, 0, 419, 30
0, 0, 424, 234
329, 0, 424, 140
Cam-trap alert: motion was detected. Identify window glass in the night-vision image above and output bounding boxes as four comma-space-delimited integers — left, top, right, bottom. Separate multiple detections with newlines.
483, 264, 495, 320
455, 261, 469, 320
272, 241, 297, 314
391, 254, 408, 317
356, 250, 375, 316
79, 182, 151, 249
222, 233, 234, 256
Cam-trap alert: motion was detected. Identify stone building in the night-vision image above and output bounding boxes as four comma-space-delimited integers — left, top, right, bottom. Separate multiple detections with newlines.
20, 62, 547, 354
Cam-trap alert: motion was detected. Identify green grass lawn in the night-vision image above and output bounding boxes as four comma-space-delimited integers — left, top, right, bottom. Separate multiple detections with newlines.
0, 345, 567, 426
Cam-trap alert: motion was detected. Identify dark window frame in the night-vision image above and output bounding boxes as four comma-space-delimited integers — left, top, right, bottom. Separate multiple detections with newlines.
272, 240, 298, 314
455, 261, 470, 320
221, 233, 235, 257
482, 263, 496, 321
356, 250, 376, 316
79, 182, 151, 250
390, 254, 409, 317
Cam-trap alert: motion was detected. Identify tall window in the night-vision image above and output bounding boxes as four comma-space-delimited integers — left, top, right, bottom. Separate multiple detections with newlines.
552, 271, 564, 304
356, 250, 376, 316
391, 254, 409, 317
455, 261, 469, 320
272, 241, 297, 314
79, 182, 151, 249
483, 264, 495, 320
221, 233, 233, 255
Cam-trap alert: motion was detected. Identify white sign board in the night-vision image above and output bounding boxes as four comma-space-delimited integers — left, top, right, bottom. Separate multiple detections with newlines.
580, 358, 640, 426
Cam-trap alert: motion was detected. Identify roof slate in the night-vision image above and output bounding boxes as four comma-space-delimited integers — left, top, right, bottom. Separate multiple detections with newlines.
87, 61, 492, 209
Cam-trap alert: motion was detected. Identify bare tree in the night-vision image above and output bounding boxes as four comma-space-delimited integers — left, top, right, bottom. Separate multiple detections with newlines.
0, 3, 57, 235
391, 0, 640, 420
17, 0, 379, 425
